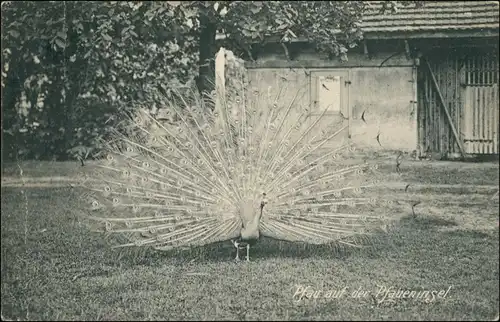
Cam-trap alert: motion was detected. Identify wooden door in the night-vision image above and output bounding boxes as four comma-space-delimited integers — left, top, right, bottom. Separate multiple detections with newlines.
309, 70, 351, 151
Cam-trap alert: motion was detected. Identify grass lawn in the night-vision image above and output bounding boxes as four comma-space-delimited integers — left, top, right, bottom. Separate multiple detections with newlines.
1, 160, 499, 320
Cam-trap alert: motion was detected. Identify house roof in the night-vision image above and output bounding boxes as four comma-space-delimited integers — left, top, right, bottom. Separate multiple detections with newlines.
362, 1, 499, 33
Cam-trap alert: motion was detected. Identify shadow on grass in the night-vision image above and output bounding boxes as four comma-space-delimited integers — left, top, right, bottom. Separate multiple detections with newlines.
399, 215, 458, 229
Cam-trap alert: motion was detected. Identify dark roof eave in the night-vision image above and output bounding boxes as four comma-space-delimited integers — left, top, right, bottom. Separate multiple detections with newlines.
217, 28, 499, 45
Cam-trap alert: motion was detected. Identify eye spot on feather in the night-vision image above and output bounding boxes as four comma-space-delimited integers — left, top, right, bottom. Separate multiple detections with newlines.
107, 155, 114, 161
112, 198, 120, 206
126, 147, 133, 153
125, 221, 132, 228
91, 200, 100, 209
142, 162, 150, 168
349, 146, 356, 152
369, 198, 377, 205
105, 221, 112, 232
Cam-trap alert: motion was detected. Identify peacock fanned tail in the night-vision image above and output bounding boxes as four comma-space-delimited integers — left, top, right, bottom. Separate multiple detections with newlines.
79, 71, 394, 252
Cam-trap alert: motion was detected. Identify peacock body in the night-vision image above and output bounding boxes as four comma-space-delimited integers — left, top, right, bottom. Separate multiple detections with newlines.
78, 67, 392, 261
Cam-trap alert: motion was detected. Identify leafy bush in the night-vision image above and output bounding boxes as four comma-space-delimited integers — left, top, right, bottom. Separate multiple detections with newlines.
2, 1, 198, 161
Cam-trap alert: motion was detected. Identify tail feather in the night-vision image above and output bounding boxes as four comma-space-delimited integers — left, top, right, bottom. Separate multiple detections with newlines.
79, 65, 399, 252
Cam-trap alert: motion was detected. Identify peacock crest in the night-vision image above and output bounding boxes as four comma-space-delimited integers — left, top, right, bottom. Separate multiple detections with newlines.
77, 65, 393, 260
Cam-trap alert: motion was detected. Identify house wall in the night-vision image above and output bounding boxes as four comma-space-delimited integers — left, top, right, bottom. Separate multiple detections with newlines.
245, 50, 418, 154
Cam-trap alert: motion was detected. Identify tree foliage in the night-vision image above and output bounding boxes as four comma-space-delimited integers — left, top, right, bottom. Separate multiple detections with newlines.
2, 1, 198, 160
1, 1, 423, 161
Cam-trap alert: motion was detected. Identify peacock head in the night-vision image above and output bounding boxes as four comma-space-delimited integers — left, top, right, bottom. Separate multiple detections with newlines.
260, 193, 268, 210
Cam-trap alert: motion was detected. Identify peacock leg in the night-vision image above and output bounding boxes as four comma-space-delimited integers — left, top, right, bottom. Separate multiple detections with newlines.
233, 240, 240, 261
246, 244, 250, 262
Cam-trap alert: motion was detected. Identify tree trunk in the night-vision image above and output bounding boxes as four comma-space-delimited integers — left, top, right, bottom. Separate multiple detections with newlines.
197, 11, 217, 110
